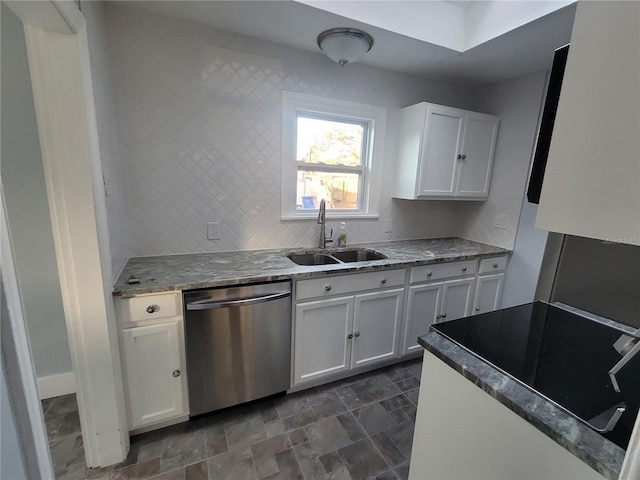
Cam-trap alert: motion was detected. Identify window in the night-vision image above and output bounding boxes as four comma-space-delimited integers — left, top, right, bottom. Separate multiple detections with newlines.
281, 92, 386, 219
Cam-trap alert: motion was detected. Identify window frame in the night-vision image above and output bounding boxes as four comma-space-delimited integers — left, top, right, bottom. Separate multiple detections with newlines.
281, 91, 386, 220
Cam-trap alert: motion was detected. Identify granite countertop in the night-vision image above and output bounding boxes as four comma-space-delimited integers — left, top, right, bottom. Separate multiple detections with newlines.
113, 237, 509, 297
419, 332, 626, 480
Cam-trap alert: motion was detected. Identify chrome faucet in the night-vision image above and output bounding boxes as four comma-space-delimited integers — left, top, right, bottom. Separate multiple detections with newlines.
609, 330, 640, 393
317, 199, 333, 249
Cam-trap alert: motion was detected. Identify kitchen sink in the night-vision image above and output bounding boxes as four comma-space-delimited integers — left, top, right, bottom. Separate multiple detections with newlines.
287, 248, 387, 266
287, 253, 340, 266
331, 249, 388, 263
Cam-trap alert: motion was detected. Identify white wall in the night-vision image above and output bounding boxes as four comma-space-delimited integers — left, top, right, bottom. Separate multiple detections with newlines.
103, 3, 478, 257
456, 71, 547, 250
83, 0, 132, 282
0, 4, 73, 381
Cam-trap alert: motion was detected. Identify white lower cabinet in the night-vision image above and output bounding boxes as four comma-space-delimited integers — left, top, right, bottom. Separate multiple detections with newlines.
352, 289, 404, 368
402, 265, 476, 354
116, 291, 188, 431
294, 296, 354, 384
122, 321, 187, 429
473, 273, 505, 315
293, 270, 405, 386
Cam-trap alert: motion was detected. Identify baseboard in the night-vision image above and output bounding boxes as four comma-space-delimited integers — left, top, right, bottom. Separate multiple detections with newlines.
37, 372, 76, 399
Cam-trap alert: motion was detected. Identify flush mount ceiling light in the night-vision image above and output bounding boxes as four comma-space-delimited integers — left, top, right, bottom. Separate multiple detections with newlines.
317, 28, 374, 67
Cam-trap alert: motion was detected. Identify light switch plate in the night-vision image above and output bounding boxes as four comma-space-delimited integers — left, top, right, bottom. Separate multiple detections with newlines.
494, 214, 507, 229
207, 222, 220, 240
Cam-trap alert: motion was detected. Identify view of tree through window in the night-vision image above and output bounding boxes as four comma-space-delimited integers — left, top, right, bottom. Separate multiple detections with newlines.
296, 116, 366, 210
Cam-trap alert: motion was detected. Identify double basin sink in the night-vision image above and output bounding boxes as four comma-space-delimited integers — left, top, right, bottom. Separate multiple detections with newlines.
287, 248, 387, 266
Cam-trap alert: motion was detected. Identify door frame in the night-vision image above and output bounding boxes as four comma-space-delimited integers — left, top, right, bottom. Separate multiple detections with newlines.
4, 0, 129, 467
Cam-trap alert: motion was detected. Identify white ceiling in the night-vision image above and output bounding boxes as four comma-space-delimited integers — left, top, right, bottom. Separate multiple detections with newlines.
119, 0, 576, 86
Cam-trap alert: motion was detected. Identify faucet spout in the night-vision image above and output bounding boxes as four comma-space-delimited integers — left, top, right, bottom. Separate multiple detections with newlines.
317, 199, 333, 248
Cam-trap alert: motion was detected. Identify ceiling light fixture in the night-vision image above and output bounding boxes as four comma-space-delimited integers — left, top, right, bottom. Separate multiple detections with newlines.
317, 28, 374, 67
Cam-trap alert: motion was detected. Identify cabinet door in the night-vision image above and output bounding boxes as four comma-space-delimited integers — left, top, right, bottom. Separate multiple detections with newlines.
294, 297, 353, 385
351, 288, 404, 369
122, 321, 186, 429
473, 273, 505, 315
440, 278, 476, 321
417, 106, 464, 197
403, 283, 443, 354
456, 113, 499, 199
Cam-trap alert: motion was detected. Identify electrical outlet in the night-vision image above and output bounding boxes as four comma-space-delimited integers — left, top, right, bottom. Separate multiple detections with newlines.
384, 218, 393, 233
207, 222, 220, 240
494, 214, 507, 229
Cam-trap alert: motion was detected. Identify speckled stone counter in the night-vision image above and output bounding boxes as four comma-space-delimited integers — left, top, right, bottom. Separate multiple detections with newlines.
418, 331, 625, 480
113, 237, 509, 297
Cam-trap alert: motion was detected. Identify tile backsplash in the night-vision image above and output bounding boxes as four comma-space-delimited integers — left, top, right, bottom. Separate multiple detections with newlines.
103, 4, 475, 257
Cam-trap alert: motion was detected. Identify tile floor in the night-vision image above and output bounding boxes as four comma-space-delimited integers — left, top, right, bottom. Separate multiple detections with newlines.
44, 358, 422, 480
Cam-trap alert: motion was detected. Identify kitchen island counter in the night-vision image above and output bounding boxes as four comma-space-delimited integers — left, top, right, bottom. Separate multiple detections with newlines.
415, 327, 627, 480
113, 237, 509, 297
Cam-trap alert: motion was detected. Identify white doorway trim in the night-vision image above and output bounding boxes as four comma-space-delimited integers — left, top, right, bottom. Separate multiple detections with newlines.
1, 184, 54, 480
6, 0, 129, 467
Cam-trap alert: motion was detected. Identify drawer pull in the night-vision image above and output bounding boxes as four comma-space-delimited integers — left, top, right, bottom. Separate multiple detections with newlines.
493, 263, 499, 268
381, 278, 387, 284
475, 307, 480, 311
461, 267, 467, 272
441, 313, 447, 318
436, 314, 442, 320
172, 369, 181, 377
354, 331, 361, 337
146, 305, 159, 314
325, 285, 332, 292
426, 271, 432, 278
347, 333, 354, 340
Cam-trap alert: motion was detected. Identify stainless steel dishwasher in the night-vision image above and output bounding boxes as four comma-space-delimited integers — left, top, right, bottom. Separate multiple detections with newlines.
183, 281, 291, 416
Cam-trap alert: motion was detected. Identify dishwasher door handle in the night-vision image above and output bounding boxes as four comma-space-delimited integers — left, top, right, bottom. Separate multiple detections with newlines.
186, 291, 291, 311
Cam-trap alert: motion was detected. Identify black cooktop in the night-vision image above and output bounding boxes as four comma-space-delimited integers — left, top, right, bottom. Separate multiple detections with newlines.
432, 302, 640, 449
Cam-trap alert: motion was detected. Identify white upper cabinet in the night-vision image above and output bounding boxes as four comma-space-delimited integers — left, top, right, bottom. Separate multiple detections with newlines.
536, 1, 640, 246
393, 102, 499, 200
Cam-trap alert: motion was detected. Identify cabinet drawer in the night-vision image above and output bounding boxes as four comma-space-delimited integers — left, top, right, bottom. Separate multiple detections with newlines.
296, 269, 406, 301
410, 260, 477, 284
120, 292, 181, 323
479, 256, 508, 274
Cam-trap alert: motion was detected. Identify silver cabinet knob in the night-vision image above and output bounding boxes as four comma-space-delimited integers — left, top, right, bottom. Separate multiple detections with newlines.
436, 314, 442, 320
347, 333, 354, 340
354, 331, 360, 337
493, 263, 499, 268
461, 154, 467, 160
461, 267, 467, 272
381, 278, 387, 284
475, 307, 480, 311
146, 305, 159, 314
325, 285, 332, 291
457, 154, 463, 160
426, 271, 432, 278
172, 369, 181, 377
441, 313, 447, 318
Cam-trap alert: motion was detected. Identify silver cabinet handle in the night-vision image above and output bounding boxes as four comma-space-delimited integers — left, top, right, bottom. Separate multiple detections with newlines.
475, 307, 480, 311
426, 271, 432, 278
354, 331, 360, 337
493, 263, 499, 268
461, 267, 467, 272
457, 154, 463, 160
146, 305, 159, 314
461, 154, 467, 160
442, 313, 447, 318
436, 314, 442, 320
381, 278, 387, 284
325, 285, 332, 292
172, 369, 181, 377
348, 333, 354, 340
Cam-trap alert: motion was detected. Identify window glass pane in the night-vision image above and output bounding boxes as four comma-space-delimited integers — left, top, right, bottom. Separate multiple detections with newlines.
297, 116, 364, 166
296, 171, 361, 210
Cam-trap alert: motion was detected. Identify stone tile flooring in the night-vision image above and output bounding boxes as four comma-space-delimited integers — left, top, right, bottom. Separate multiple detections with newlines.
44, 358, 422, 480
